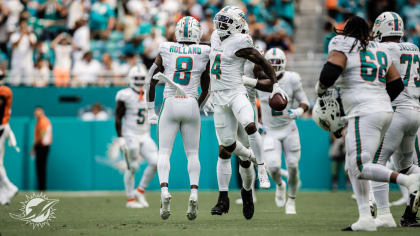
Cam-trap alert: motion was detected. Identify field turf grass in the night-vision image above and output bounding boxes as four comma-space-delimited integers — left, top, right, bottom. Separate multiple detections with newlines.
0, 191, 419, 236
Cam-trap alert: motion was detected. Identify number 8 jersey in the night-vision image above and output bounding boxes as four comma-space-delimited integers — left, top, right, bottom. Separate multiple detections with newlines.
159, 42, 210, 99
329, 35, 394, 118
116, 88, 149, 137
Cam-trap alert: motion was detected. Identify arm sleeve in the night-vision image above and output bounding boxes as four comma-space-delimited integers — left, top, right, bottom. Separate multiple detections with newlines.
293, 74, 310, 106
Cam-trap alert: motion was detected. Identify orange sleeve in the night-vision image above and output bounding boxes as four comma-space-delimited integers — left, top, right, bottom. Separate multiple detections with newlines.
0, 86, 12, 125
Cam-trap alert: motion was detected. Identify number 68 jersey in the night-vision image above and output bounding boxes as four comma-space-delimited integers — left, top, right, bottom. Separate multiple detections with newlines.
159, 42, 210, 99
116, 88, 149, 137
329, 35, 394, 118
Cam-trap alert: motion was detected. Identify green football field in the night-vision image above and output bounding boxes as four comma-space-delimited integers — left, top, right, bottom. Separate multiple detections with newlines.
0, 191, 419, 236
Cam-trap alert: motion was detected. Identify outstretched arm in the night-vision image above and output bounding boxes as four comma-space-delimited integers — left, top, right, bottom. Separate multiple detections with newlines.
198, 61, 210, 107
236, 47, 277, 84
147, 54, 164, 103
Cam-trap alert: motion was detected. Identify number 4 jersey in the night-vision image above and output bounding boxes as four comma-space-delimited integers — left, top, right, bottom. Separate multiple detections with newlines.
159, 42, 211, 99
116, 88, 149, 137
329, 35, 393, 118
381, 42, 420, 108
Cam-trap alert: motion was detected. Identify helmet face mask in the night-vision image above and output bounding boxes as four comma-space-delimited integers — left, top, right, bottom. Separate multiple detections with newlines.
265, 48, 286, 77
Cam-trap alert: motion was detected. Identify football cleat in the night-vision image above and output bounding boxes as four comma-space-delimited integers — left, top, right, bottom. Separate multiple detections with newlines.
275, 181, 286, 208
342, 216, 377, 231
211, 192, 229, 215
241, 188, 254, 220
375, 213, 396, 228
135, 190, 149, 208
257, 164, 270, 189
126, 199, 144, 208
285, 198, 296, 214
160, 192, 172, 220
186, 194, 198, 221
406, 174, 420, 212
400, 204, 420, 227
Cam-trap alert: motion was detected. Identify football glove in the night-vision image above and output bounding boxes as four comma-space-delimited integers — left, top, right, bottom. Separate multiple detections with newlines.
270, 83, 289, 101
288, 107, 304, 120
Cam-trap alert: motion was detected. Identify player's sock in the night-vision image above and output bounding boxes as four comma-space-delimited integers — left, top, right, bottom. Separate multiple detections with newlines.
233, 142, 252, 161
239, 164, 253, 191
157, 150, 171, 185
161, 187, 169, 195
217, 158, 231, 191
186, 151, 200, 187
248, 132, 263, 164
138, 164, 157, 190
288, 167, 299, 198
349, 173, 371, 218
268, 167, 283, 185
191, 187, 198, 197
360, 163, 392, 182
371, 181, 390, 214
124, 170, 135, 199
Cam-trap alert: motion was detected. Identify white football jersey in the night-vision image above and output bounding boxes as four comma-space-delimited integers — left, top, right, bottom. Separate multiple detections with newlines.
243, 60, 257, 104
159, 42, 211, 99
381, 42, 420, 108
329, 35, 394, 118
209, 31, 253, 92
116, 88, 149, 137
258, 71, 309, 128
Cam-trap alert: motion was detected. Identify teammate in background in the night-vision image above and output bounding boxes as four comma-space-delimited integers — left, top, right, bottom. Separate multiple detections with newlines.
147, 16, 210, 221
0, 70, 19, 205
209, 6, 287, 220
315, 16, 420, 231
244, 48, 309, 214
115, 65, 158, 209
370, 12, 420, 227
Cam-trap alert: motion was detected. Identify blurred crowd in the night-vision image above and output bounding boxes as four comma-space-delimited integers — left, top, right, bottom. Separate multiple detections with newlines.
0, 0, 297, 87
323, 0, 420, 54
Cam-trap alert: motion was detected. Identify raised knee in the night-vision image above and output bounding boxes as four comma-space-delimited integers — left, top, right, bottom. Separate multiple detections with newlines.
219, 146, 231, 159
245, 123, 257, 135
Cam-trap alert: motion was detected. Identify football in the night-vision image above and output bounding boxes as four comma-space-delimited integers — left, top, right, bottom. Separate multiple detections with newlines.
269, 93, 288, 111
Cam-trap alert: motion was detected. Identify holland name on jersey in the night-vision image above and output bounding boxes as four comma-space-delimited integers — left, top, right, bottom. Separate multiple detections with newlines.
169, 46, 202, 55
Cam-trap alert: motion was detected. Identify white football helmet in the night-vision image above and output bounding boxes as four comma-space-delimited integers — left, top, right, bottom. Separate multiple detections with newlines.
175, 16, 202, 44
312, 89, 346, 133
213, 6, 247, 38
372, 11, 404, 42
265, 48, 286, 77
128, 65, 147, 92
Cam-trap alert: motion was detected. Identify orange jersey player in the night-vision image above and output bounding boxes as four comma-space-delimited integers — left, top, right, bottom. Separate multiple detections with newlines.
0, 84, 19, 205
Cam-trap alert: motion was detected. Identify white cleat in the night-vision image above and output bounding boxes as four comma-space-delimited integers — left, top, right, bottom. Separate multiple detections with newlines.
135, 191, 149, 208
275, 180, 286, 208
375, 213, 397, 228
257, 164, 270, 189
285, 198, 296, 214
126, 200, 144, 208
160, 192, 172, 220
342, 216, 377, 231
186, 194, 198, 221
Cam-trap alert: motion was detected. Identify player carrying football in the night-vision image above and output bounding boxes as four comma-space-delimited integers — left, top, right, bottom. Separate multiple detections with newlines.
315, 16, 420, 231
370, 12, 420, 227
147, 16, 210, 220
208, 6, 287, 220
0, 71, 19, 205
244, 48, 309, 214
115, 66, 158, 209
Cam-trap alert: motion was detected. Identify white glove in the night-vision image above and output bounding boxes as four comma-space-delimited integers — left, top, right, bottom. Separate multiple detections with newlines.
242, 76, 258, 87
203, 101, 214, 116
288, 107, 304, 120
7, 126, 20, 153
117, 137, 128, 155
270, 83, 289, 101
148, 108, 158, 124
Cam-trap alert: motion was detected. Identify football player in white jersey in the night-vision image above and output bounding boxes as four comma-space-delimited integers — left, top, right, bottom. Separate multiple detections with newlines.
115, 66, 158, 209
315, 16, 420, 231
146, 16, 210, 221
244, 48, 309, 214
370, 12, 420, 227
208, 6, 287, 220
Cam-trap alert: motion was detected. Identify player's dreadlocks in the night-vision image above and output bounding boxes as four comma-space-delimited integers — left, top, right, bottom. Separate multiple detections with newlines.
336, 16, 371, 53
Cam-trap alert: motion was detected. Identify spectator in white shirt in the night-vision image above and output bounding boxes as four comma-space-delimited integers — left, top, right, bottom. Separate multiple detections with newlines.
52, 32, 73, 86
33, 58, 50, 87
99, 53, 120, 86
72, 51, 101, 87
9, 20, 37, 86
72, 18, 90, 63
